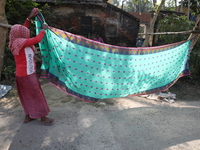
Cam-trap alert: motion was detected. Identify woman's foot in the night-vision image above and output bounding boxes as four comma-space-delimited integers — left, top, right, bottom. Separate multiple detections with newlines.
23, 115, 35, 123
41, 117, 55, 126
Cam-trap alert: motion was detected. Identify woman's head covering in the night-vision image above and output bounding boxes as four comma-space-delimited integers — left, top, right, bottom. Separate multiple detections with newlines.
9, 24, 30, 55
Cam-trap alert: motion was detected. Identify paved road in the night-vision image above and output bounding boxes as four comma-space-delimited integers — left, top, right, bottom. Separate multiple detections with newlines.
1, 83, 200, 150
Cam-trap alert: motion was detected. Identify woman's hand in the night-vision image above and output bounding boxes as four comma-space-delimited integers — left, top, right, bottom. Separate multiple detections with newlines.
42, 23, 48, 30
27, 8, 40, 20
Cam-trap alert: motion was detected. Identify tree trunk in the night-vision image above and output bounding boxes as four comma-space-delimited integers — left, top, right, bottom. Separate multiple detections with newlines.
188, 14, 200, 50
142, 0, 165, 47
0, 0, 8, 80
180, 0, 183, 12
187, 0, 190, 19
175, 0, 177, 11
153, 0, 157, 8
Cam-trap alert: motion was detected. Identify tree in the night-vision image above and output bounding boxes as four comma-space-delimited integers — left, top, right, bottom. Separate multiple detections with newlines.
1, 0, 40, 80
0, 0, 8, 80
159, 14, 200, 80
153, 0, 157, 7
142, 0, 165, 46
113, 0, 121, 7
158, 14, 194, 44
125, 0, 153, 12
180, 0, 200, 16
164, 0, 178, 11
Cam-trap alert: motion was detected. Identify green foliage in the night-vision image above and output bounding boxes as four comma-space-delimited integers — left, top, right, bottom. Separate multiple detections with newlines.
1, 47, 15, 81
6, 0, 39, 25
180, 0, 200, 16
2, 0, 39, 81
113, 0, 120, 7
158, 14, 194, 44
158, 14, 200, 82
2, 0, 55, 81
39, 4, 58, 28
188, 39, 200, 82
163, 0, 176, 11
121, 0, 153, 12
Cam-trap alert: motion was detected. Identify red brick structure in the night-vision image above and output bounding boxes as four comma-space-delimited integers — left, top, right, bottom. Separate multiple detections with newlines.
129, 12, 151, 38
33, 0, 140, 46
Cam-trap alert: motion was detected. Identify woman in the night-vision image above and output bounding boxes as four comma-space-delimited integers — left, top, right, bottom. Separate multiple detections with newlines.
93, 33, 104, 43
9, 8, 54, 125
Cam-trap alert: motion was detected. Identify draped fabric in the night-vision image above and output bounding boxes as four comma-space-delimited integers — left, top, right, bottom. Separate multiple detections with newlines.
9, 24, 30, 55
35, 14, 191, 102
16, 73, 50, 119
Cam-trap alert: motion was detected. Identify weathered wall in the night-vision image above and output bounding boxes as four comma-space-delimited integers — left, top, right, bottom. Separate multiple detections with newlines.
46, 3, 139, 46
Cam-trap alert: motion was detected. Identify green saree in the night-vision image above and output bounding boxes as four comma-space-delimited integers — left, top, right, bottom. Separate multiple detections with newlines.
35, 14, 191, 102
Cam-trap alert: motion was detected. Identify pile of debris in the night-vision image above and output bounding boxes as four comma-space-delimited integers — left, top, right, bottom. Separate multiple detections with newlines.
0, 85, 12, 98
139, 90, 176, 103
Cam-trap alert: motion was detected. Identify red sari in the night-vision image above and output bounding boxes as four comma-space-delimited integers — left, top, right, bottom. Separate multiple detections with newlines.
16, 73, 50, 118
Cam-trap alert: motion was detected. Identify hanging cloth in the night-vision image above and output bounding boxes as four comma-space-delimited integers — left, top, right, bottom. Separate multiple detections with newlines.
35, 13, 191, 102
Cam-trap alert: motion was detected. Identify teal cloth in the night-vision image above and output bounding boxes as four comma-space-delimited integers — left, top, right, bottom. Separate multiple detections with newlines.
35, 14, 191, 102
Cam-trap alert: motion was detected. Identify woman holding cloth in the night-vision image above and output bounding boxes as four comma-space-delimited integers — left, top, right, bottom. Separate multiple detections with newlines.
9, 8, 54, 125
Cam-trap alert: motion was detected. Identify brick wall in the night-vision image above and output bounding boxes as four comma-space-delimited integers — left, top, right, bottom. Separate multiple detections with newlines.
45, 2, 139, 46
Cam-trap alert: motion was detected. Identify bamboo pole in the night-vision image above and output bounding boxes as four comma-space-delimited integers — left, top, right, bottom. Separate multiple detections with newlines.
139, 30, 200, 35
0, 22, 200, 36
0, 22, 12, 28
188, 14, 200, 50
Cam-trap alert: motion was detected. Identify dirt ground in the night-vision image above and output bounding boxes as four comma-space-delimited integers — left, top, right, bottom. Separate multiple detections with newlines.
0, 77, 200, 150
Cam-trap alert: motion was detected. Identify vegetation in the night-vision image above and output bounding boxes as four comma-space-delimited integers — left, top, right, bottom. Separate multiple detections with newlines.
2, 0, 56, 81
2, 0, 200, 83
158, 14, 193, 44
113, 0, 153, 12
180, 0, 200, 16
158, 14, 200, 82
2, 0, 38, 80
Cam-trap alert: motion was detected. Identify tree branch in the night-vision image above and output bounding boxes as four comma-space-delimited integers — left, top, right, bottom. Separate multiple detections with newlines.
139, 30, 200, 35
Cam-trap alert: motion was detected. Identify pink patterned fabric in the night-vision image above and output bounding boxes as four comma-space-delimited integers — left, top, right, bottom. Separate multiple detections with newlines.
93, 37, 104, 43
16, 73, 50, 119
9, 24, 30, 55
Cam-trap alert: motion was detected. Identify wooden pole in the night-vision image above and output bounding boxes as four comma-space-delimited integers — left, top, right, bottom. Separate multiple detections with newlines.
0, 22, 12, 28
142, 0, 166, 47
1, 17, 199, 50
139, 30, 200, 35
188, 14, 200, 50
0, 22, 199, 36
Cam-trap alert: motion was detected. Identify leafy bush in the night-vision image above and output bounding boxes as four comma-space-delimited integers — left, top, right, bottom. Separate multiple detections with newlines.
158, 14, 200, 83
158, 14, 194, 44
2, 1, 56, 81
1, 46, 15, 80
2, 0, 39, 81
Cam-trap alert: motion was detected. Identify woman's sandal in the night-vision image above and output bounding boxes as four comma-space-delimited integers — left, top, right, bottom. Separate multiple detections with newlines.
23, 115, 35, 124
41, 117, 55, 126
